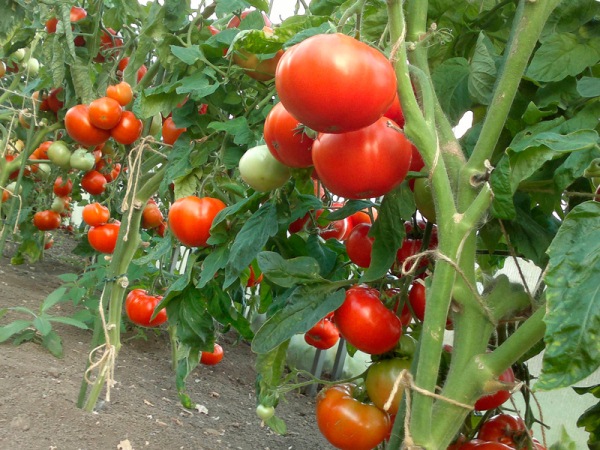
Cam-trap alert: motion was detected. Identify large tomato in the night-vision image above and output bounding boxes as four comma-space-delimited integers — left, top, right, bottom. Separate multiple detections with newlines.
168, 196, 226, 247
474, 366, 516, 411
33, 210, 61, 231
200, 343, 224, 365
82, 202, 110, 227
125, 289, 167, 327
65, 105, 111, 147
304, 319, 339, 350
312, 117, 413, 199
88, 96, 123, 130
334, 286, 402, 355
275, 33, 396, 133
239, 144, 291, 192
365, 358, 412, 415
87, 222, 120, 254
111, 111, 142, 145
81, 170, 107, 195
316, 383, 391, 450
264, 102, 314, 168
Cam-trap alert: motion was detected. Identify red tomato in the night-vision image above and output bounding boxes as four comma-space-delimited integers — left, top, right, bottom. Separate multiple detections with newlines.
45, 17, 58, 33
53, 177, 73, 196
65, 105, 111, 147
233, 45, 283, 82
69, 6, 87, 22
136, 64, 148, 83
81, 170, 107, 195
34, 141, 53, 160
125, 289, 167, 327
365, 358, 412, 415
316, 383, 391, 450
100, 28, 123, 50
408, 280, 427, 322
88, 97, 123, 130
162, 117, 186, 145
87, 222, 120, 254
156, 220, 167, 237
334, 286, 402, 355
33, 210, 61, 231
288, 212, 310, 234
82, 202, 110, 227
247, 265, 263, 287
474, 366, 516, 411
384, 93, 405, 128
111, 111, 142, 145
409, 143, 425, 172
304, 319, 339, 350
345, 222, 374, 268
312, 117, 413, 199
264, 102, 314, 168
200, 343, 224, 365
141, 200, 164, 229
168, 196, 226, 247
349, 209, 376, 226
106, 81, 133, 106
316, 211, 351, 241
477, 414, 528, 447
275, 33, 397, 133
46, 88, 64, 113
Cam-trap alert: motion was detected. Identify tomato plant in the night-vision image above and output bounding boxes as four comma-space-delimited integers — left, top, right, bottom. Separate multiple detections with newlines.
110, 111, 142, 145
168, 196, 226, 247
53, 177, 73, 197
474, 367, 516, 411
161, 116, 186, 145
125, 289, 167, 327
477, 414, 528, 447
238, 145, 291, 192
345, 223, 374, 268
106, 81, 133, 106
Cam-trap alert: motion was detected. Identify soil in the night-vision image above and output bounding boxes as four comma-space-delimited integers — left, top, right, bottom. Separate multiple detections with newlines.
0, 234, 334, 450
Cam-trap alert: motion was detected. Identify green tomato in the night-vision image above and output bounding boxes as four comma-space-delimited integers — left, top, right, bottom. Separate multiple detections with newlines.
12, 48, 26, 61
256, 404, 275, 421
36, 163, 52, 179
365, 358, 412, 415
24, 57, 40, 77
413, 177, 436, 223
149, 113, 162, 136
47, 141, 72, 169
5, 181, 22, 196
70, 149, 96, 171
238, 144, 291, 192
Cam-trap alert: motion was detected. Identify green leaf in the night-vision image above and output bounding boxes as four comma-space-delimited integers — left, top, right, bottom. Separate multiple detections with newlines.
134, 234, 174, 266
574, 384, 600, 449
432, 57, 472, 125
252, 283, 346, 354
198, 245, 230, 288
164, 0, 190, 31
33, 316, 52, 336
177, 70, 220, 97
264, 415, 287, 435
224, 202, 280, 288
57, 273, 79, 283
170, 45, 203, 65
41, 287, 67, 313
577, 76, 600, 98
548, 426, 578, 450
554, 147, 600, 192
257, 252, 323, 287
42, 330, 63, 358
205, 285, 253, 340
538, 201, 600, 390
71, 58, 95, 104
167, 285, 215, 349
175, 345, 201, 408
527, 33, 600, 82
0, 320, 31, 343
468, 33, 498, 105
48, 317, 89, 329
208, 117, 254, 146
215, 0, 252, 15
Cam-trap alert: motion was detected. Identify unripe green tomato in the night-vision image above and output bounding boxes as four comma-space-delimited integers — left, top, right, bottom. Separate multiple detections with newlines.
256, 404, 275, 421
12, 48, 26, 61
36, 163, 52, 179
24, 57, 40, 76
149, 113, 162, 136
51, 196, 67, 213
413, 177, 436, 223
397, 335, 417, 358
47, 141, 72, 168
5, 181, 22, 195
365, 358, 412, 415
70, 149, 96, 171
238, 144, 291, 192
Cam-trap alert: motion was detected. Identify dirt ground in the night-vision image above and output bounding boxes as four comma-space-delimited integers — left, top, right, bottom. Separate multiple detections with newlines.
0, 235, 334, 450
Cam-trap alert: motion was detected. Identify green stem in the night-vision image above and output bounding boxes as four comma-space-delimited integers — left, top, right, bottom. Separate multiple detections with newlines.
0, 75, 21, 104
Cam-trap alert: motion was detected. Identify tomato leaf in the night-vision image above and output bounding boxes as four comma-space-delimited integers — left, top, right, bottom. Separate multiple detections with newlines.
538, 201, 600, 390
208, 117, 255, 146
198, 245, 230, 288
468, 33, 499, 105
251, 283, 346, 354
574, 384, 600, 449
257, 251, 323, 287
133, 234, 173, 266
432, 57, 472, 125
175, 345, 201, 409
168, 285, 215, 349
577, 76, 600, 98
205, 284, 253, 340
47, 317, 88, 330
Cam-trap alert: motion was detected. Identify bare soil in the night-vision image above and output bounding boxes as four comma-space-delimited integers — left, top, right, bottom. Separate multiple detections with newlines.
0, 235, 333, 450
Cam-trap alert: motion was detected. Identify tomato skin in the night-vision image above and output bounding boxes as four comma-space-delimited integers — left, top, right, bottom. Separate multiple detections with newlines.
477, 414, 527, 447
233, 47, 283, 82
384, 93, 405, 128
474, 366, 516, 411
106, 81, 133, 106
316, 383, 391, 450
81, 170, 107, 195
47, 141, 72, 168
334, 286, 402, 355
125, 289, 167, 327
256, 404, 275, 421
46, 88, 64, 113
312, 117, 413, 199
65, 105, 111, 147
162, 116, 186, 145
87, 222, 120, 254
82, 202, 110, 227
141, 200, 164, 229
69, 6, 87, 22
168, 196, 226, 247
345, 222, 374, 268
264, 102, 314, 168
88, 97, 123, 130
200, 343, 224, 365
316, 210, 351, 241
304, 319, 339, 350
365, 358, 412, 415
33, 210, 61, 231
69, 149, 96, 171
111, 111, 142, 145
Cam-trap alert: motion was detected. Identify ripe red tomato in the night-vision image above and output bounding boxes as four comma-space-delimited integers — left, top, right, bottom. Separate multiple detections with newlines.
65, 105, 111, 147
141, 200, 164, 229
69, 6, 87, 22
365, 358, 412, 415
246, 265, 263, 287
477, 414, 528, 447
96, 28, 123, 62
111, 111, 142, 145
45, 17, 58, 33
81, 170, 107, 195
46, 88, 64, 113
474, 366, 516, 411
345, 223, 374, 268
304, 319, 339, 350
162, 116, 186, 145
88, 97, 123, 130
312, 117, 413, 199
334, 286, 402, 355
33, 210, 61, 231
53, 177, 73, 196
316, 210, 351, 241
106, 81, 133, 106
82, 202, 110, 227
409, 144, 425, 172
276, 33, 397, 133
168, 196, 226, 247
408, 280, 427, 322
395, 237, 428, 274
87, 222, 120, 253
125, 289, 167, 327
264, 102, 314, 168
316, 383, 391, 450
200, 343, 224, 365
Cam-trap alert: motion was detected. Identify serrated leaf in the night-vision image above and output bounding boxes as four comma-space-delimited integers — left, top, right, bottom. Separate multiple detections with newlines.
208, 117, 254, 146
41, 287, 68, 313
432, 57, 472, 125
167, 285, 215, 349
0, 320, 32, 343
71, 58, 94, 104
257, 252, 323, 287
134, 234, 174, 265
538, 201, 600, 390
170, 45, 203, 65
252, 284, 345, 354
468, 33, 498, 105
177, 71, 220, 97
